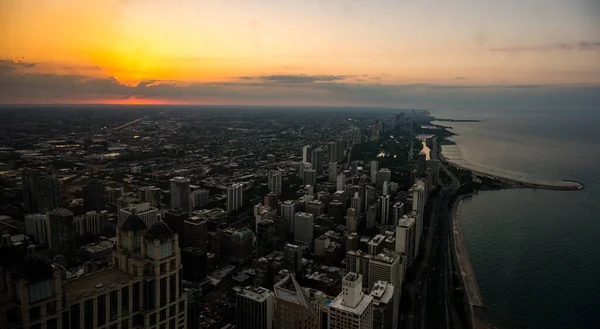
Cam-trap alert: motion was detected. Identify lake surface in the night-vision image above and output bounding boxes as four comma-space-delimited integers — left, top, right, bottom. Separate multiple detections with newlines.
435, 108, 600, 329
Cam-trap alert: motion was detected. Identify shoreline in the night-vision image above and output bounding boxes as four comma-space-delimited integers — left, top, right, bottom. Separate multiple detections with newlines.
440, 149, 584, 191
451, 194, 486, 328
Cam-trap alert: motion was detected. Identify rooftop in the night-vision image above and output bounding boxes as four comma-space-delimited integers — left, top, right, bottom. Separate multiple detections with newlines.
63, 267, 132, 301
238, 286, 273, 302
370, 281, 394, 303
330, 292, 373, 315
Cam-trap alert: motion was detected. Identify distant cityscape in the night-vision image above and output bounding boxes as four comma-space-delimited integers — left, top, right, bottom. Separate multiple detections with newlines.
0, 107, 468, 329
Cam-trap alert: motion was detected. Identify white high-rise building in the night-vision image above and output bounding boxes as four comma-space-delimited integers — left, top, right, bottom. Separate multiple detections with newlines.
293, 212, 314, 244
170, 176, 191, 214
227, 183, 244, 213
328, 272, 373, 329
235, 286, 274, 329
395, 215, 417, 266
336, 174, 346, 191
74, 210, 109, 236
268, 170, 283, 196
24, 213, 47, 244
302, 145, 312, 163
380, 195, 390, 226
280, 200, 296, 234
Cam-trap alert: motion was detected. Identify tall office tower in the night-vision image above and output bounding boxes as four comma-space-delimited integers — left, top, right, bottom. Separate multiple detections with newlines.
302, 145, 313, 163
268, 170, 283, 196
396, 215, 417, 266
351, 192, 362, 215
392, 202, 404, 224
328, 200, 346, 223
376, 169, 391, 188
370, 160, 379, 175
46, 208, 75, 255
346, 207, 358, 232
236, 286, 274, 329
328, 162, 338, 182
221, 228, 254, 265
303, 169, 317, 186
380, 195, 390, 226
22, 170, 61, 213
139, 186, 163, 208
105, 186, 124, 204
382, 181, 388, 196
184, 215, 208, 251
164, 208, 188, 243
118, 201, 159, 228
364, 186, 376, 211
411, 180, 426, 241
346, 250, 372, 287
327, 142, 338, 162
299, 161, 312, 177
336, 138, 345, 161
113, 217, 188, 328
256, 220, 275, 253
370, 281, 399, 329
283, 243, 303, 274
418, 150, 427, 173
25, 213, 47, 244
293, 212, 314, 244
227, 183, 244, 213
351, 161, 359, 176
312, 148, 325, 175
273, 274, 319, 329
170, 176, 191, 214
83, 179, 105, 212
191, 188, 210, 209
368, 250, 402, 291
74, 210, 109, 236
336, 174, 346, 191
366, 205, 376, 229
328, 272, 374, 329
280, 200, 296, 234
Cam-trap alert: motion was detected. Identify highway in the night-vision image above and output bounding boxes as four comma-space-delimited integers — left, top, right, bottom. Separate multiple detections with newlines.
402, 137, 463, 329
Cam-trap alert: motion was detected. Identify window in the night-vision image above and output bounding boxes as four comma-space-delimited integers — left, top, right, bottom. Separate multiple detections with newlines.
70, 304, 80, 329
147, 244, 155, 258
62, 311, 69, 329
29, 279, 52, 302
160, 278, 167, 307
179, 301, 185, 313
169, 318, 175, 328
160, 263, 166, 274
132, 283, 140, 312
47, 300, 57, 314
150, 313, 156, 325
169, 274, 176, 302
121, 287, 130, 314
30, 306, 41, 320
97, 294, 106, 326
160, 309, 166, 321
143, 280, 155, 310
110, 290, 118, 321
170, 259, 176, 270
159, 242, 172, 259
121, 319, 129, 329
46, 317, 58, 329
169, 304, 176, 316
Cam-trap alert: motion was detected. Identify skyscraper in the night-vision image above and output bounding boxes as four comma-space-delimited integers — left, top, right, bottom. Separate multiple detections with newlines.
22, 170, 61, 213
170, 176, 191, 214
368, 250, 403, 292
283, 243, 303, 274
302, 145, 312, 163
351, 192, 362, 215
191, 188, 210, 209
74, 210, 109, 236
273, 274, 319, 329
312, 148, 325, 175
370, 281, 398, 329
336, 174, 346, 191
328, 162, 338, 182
184, 214, 208, 251
327, 141, 338, 163
236, 286, 274, 329
280, 200, 296, 234
303, 169, 317, 186
46, 208, 75, 255
293, 212, 314, 244
395, 215, 417, 266
268, 170, 283, 196
227, 183, 244, 213
328, 272, 374, 329
164, 208, 189, 244
25, 213, 47, 244
118, 201, 159, 228
418, 150, 427, 173
83, 179, 105, 212
346, 207, 357, 232
380, 195, 390, 226
376, 169, 391, 189
139, 185, 163, 208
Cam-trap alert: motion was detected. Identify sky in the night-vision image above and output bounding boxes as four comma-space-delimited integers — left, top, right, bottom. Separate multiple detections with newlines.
1, 0, 599, 107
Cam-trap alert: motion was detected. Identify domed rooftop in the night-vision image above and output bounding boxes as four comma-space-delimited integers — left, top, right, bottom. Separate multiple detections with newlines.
121, 213, 147, 232
145, 220, 174, 242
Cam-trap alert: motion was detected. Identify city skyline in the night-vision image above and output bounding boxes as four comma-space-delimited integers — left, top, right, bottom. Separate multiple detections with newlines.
2, 0, 599, 106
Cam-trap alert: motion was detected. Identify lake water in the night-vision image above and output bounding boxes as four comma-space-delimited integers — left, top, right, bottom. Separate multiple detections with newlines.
435, 108, 600, 329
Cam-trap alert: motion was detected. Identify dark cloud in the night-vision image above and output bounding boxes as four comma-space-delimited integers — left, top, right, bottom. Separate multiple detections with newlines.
0, 59, 36, 72
239, 74, 350, 83
491, 41, 600, 53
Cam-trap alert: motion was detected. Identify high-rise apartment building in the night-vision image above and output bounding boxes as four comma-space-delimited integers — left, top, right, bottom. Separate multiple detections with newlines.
418, 151, 427, 173
346, 250, 372, 288
312, 148, 325, 175
302, 145, 313, 163
139, 186, 163, 209
83, 179, 106, 212
336, 174, 346, 191
46, 208, 75, 255
22, 169, 61, 213
380, 195, 390, 226
376, 169, 391, 189
392, 202, 404, 224
293, 212, 314, 244
328, 162, 338, 182
327, 142, 338, 163
170, 176, 191, 214
183, 214, 208, 251
119, 201, 159, 228
283, 243, 303, 274
105, 187, 124, 204
280, 200, 296, 234
395, 215, 417, 266
74, 210, 109, 236
273, 274, 319, 329
191, 189, 210, 209
351, 192, 362, 215
164, 208, 189, 244
346, 208, 357, 233
370, 281, 398, 329
368, 250, 403, 293
268, 170, 283, 196
328, 272, 373, 329
303, 169, 317, 186
25, 213, 47, 244
236, 286, 274, 329
227, 183, 244, 213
